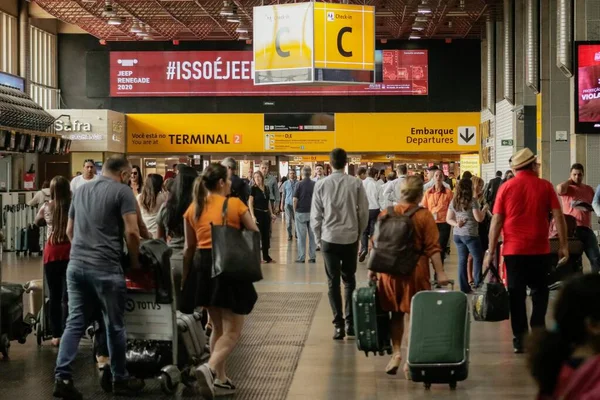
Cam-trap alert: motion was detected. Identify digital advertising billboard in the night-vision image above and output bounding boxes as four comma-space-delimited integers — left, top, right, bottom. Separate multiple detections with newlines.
575, 41, 600, 133
110, 50, 428, 97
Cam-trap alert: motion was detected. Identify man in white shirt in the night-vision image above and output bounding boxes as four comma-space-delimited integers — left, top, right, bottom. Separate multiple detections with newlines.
376, 169, 386, 187
381, 164, 408, 208
379, 171, 397, 209
70, 159, 99, 192
359, 167, 381, 262
423, 165, 451, 192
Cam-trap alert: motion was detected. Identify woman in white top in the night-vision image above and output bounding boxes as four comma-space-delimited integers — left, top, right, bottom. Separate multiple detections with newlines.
137, 173, 166, 238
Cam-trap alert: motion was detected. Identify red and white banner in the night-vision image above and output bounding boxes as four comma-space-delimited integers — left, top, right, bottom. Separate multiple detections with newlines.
109, 50, 428, 97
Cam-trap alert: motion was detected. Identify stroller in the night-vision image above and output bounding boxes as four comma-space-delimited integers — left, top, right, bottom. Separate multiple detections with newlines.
99, 240, 208, 395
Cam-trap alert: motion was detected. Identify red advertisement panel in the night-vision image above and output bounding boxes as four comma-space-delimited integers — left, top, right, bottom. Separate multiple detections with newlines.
110, 50, 428, 97
576, 44, 600, 130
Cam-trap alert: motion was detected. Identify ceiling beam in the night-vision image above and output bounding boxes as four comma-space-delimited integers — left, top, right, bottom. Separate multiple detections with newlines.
112, 1, 175, 39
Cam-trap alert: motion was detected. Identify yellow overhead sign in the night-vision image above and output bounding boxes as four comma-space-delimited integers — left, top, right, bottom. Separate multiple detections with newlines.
253, 3, 314, 74
126, 112, 481, 154
313, 3, 375, 71
459, 153, 480, 176
253, 2, 374, 84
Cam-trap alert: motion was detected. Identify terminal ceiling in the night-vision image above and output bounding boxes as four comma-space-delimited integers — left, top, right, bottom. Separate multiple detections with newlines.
32, 0, 501, 41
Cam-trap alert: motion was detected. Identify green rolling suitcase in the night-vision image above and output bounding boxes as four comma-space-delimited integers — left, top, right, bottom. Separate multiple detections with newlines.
352, 282, 393, 357
407, 286, 470, 390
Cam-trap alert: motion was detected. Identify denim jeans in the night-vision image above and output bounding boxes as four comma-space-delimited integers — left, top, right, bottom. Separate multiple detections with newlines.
360, 209, 380, 254
55, 262, 128, 382
454, 235, 483, 293
576, 226, 600, 274
285, 204, 295, 238
295, 212, 316, 261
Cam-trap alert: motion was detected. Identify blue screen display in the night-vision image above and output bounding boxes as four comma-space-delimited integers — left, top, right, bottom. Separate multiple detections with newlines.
0, 71, 25, 91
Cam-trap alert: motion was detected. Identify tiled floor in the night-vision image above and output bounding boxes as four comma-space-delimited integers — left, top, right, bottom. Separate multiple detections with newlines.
1, 218, 543, 399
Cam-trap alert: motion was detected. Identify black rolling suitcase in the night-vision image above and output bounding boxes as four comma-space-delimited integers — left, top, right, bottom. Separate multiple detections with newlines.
26, 224, 41, 255
0, 282, 35, 358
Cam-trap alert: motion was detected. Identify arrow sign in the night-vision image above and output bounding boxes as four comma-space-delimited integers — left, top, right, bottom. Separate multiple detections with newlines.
458, 126, 477, 146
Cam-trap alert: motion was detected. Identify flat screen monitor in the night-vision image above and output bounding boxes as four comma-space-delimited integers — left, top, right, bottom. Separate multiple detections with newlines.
7, 132, 16, 151
575, 41, 600, 133
36, 136, 46, 153
0, 130, 9, 149
44, 136, 53, 154
17, 133, 28, 152
27, 135, 36, 152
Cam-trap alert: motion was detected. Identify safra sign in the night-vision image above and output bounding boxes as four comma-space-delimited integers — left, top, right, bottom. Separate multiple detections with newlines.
55, 119, 92, 132
253, 2, 375, 85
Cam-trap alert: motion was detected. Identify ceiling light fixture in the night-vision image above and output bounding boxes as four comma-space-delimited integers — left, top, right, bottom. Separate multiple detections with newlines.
239, 31, 250, 40
413, 22, 426, 30
409, 34, 421, 39
415, 16, 429, 22
219, 1, 234, 16
236, 20, 249, 33
130, 21, 143, 33
102, 0, 117, 17
107, 17, 123, 25
417, 5, 432, 14
227, 13, 240, 24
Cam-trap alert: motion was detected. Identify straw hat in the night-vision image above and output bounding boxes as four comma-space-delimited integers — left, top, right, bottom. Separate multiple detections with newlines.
510, 148, 537, 170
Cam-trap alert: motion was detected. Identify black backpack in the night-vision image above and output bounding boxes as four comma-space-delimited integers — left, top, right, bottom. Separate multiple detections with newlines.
367, 206, 422, 276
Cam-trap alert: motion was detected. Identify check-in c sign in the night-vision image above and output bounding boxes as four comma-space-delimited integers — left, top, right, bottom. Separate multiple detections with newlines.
338, 27, 352, 57
275, 28, 290, 57
314, 4, 375, 71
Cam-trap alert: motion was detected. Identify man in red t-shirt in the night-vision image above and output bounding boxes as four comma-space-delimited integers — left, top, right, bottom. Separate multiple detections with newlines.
556, 163, 600, 274
484, 148, 569, 354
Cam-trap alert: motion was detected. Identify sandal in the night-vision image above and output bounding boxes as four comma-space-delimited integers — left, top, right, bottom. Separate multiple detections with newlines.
403, 363, 412, 381
385, 353, 402, 375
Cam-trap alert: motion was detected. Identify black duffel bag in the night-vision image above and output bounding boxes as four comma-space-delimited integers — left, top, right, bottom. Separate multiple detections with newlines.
472, 266, 510, 322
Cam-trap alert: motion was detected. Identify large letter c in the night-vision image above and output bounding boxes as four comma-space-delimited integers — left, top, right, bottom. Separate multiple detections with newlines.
276, 28, 290, 57
337, 27, 352, 57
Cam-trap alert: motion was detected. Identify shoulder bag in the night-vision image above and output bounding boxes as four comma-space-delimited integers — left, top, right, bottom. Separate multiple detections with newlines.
211, 198, 263, 282
472, 265, 510, 322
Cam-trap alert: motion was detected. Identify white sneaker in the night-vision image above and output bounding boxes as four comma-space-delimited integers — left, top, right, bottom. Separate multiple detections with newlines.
195, 363, 215, 399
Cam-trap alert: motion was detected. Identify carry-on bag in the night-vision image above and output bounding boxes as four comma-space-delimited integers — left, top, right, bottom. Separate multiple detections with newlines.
408, 284, 470, 390
0, 282, 35, 358
211, 198, 262, 282
472, 265, 510, 322
352, 281, 393, 357
176, 311, 208, 365
26, 224, 41, 254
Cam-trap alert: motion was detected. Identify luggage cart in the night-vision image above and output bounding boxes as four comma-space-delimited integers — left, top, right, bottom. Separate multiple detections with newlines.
98, 269, 183, 395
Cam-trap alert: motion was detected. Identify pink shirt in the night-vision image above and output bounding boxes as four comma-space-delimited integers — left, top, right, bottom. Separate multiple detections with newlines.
559, 183, 595, 228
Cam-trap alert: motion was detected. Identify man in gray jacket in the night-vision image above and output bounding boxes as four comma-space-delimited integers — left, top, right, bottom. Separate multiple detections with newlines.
311, 148, 369, 340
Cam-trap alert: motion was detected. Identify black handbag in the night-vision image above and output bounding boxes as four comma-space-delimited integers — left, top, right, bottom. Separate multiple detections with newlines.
472, 265, 510, 322
211, 198, 263, 282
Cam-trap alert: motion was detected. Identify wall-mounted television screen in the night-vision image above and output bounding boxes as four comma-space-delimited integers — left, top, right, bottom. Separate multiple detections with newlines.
575, 41, 600, 133
27, 135, 36, 152
17, 133, 28, 152
44, 136, 53, 154
36, 136, 46, 153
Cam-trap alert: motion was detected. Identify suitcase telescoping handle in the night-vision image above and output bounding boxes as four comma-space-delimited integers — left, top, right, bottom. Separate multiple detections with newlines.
431, 279, 455, 290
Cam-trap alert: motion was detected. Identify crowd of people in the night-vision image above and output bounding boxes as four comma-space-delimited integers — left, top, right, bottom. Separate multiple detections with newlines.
27, 149, 600, 400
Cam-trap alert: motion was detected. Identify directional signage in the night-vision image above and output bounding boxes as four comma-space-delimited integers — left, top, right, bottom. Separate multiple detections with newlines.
253, 2, 375, 85
253, 2, 314, 85
501, 139, 514, 146
458, 126, 477, 146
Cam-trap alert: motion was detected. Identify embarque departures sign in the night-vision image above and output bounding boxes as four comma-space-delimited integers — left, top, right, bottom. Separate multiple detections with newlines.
253, 2, 375, 85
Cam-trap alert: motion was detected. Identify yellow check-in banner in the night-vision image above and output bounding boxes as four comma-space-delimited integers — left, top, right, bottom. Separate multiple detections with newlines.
313, 3, 375, 71
253, 2, 375, 84
253, 3, 314, 72
127, 112, 481, 154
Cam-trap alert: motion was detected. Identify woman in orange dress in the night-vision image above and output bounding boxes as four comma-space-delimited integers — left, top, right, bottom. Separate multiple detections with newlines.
368, 175, 450, 378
